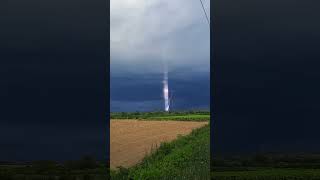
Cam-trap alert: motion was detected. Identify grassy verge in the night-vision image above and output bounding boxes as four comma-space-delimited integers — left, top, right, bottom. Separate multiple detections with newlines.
111, 124, 210, 180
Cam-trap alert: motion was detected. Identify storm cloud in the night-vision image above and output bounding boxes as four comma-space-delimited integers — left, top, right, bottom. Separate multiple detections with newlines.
212, 0, 320, 154
110, 0, 210, 112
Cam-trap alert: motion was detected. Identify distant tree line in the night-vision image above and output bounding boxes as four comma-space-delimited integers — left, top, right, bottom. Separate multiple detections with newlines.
111, 110, 210, 119
212, 153, 320, 170
0, 155, 109, 180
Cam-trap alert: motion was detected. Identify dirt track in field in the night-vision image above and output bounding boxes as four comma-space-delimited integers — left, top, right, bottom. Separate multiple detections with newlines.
110, 119, 208, 169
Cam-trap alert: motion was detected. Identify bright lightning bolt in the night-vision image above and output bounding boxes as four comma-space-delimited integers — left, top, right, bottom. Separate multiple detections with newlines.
163, 64, 170, 112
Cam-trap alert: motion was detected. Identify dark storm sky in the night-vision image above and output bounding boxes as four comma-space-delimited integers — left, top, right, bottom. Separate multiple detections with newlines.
111, 67, 210, 112
212, 0, 320, 154
1, 0, 108, 161
110, 0, 210, 112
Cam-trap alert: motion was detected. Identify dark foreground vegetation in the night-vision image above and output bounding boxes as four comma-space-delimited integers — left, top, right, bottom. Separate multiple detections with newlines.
0, 156, 108, 180
111, 110, 210, 121
212, 153, 320, 179
111, 124, 210, 180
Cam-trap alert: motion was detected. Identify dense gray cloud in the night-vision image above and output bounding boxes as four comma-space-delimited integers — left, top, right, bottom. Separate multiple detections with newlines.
212, 0, 320, 154
1, 0, 108, 161
111, 0, 210, 73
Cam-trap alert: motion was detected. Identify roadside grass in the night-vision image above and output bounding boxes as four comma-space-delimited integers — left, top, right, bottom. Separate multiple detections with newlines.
111, 124, 210, 180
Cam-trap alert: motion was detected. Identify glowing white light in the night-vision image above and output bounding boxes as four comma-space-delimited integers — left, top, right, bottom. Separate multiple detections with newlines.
163, 68, 170, 112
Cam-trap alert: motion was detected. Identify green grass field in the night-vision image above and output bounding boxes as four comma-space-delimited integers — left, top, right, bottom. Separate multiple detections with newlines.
0, 158, 108, 180
111, 111, 210, 121
212, 168, 320, 180
111, 124, 210, 180
212, 153, 320, 180
0, 111, 210, 180
0, 167, 108, 180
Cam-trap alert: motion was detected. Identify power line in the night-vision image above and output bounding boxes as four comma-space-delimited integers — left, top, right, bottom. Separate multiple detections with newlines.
199, 0, 210, 26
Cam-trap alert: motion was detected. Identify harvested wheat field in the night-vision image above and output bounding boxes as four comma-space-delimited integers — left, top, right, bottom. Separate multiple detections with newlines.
110, 119, 208, 169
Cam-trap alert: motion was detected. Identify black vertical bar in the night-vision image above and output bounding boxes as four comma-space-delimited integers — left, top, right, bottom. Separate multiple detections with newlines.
210, 0, 215, 172
106, 0, 110, 173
